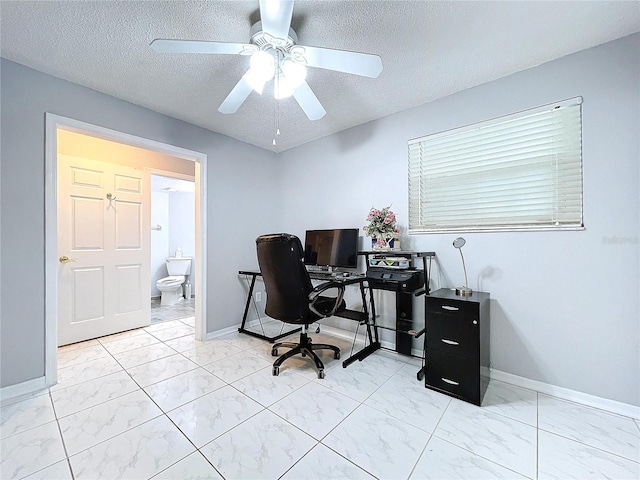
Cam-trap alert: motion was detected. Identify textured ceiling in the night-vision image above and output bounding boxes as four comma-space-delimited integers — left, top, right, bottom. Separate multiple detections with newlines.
2, 1, 639, 152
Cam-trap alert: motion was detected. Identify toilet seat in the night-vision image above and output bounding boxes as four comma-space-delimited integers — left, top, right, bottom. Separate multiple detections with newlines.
156, 275, 185, 289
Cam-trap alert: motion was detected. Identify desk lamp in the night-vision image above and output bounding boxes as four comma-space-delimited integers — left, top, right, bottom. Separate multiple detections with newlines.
453, 237, 472, 296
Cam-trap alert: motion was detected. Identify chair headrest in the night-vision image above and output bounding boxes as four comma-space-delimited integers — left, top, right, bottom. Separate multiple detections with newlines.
256, 233, 297, 245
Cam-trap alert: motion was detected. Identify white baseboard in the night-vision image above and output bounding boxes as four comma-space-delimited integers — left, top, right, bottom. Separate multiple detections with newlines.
0, 376, 48, 405
491, 369, 640, 420
316, 324, 359, 341
205, 324, 243, 341
241, 318, 264, 329
209, 321, 639, 420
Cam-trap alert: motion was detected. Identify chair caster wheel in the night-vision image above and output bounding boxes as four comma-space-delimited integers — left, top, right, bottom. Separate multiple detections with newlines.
272, 366, 279, 376
334, 351, 341, 360
271, 349, 278, 356
317, 370, 325, 379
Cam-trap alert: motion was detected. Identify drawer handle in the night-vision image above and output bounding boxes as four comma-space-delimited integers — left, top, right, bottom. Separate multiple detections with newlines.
441, 339, 459, 345
442, 305, 459, 311
442, 378, 459, 386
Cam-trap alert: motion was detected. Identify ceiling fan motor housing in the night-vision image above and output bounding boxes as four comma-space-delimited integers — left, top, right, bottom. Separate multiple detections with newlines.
250, 21, 299, 53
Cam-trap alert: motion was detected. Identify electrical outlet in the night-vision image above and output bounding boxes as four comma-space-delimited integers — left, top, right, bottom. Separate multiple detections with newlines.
255, 291, 262, 302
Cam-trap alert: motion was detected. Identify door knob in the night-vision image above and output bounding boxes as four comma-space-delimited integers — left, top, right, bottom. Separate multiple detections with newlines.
59, 256, 70, 263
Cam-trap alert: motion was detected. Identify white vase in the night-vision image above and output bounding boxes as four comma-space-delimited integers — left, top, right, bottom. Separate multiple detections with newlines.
372, 237, 393, 251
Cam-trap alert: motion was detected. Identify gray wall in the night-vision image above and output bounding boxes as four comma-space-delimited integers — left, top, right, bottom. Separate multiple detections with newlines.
0, 59, 281, 387
2, 33, 638, 406
278, 34, 640, 406
169, 191, 196, 291
149, 189, 197, 297
151, 191, 171, 296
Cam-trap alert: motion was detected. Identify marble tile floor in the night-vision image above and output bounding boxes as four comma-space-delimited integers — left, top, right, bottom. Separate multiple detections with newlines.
150, 297, 195, 324
1, 319, 639, 480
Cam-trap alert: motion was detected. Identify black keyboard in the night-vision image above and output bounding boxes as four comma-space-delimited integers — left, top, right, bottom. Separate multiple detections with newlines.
308, 271, 364, 282
308, 270, 335, 280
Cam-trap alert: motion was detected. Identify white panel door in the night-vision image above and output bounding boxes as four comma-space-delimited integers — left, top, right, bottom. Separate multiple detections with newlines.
58, 154, 150, 346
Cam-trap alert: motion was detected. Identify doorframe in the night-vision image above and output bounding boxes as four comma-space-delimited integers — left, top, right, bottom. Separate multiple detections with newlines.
147, 167, 196, 308
44, 113, 208, 386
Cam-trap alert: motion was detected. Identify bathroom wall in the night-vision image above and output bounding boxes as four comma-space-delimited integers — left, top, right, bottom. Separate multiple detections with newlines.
168, 191, 196, 294
150, 183, 196, 297
150, 191, 170, 296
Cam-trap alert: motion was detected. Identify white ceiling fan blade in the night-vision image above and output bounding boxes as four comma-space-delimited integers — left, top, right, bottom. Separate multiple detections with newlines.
292, 45, 383, 78
259, 0, 294, 41
150, 39, 256, 55
291, 80, 326, 121
218, 70, 255, 114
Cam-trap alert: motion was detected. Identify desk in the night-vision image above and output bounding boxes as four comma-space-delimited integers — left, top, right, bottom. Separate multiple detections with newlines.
358, 251, 434, 354
237, 270, 378, 367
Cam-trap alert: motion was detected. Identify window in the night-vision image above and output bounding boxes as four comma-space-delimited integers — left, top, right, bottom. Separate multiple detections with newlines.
408, 98, 583, 233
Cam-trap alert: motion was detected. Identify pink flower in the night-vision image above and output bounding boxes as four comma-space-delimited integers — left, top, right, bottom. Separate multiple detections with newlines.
383, 217, 391, 224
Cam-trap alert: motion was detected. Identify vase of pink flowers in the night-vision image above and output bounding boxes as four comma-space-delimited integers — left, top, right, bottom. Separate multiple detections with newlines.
363, 206, 399, 251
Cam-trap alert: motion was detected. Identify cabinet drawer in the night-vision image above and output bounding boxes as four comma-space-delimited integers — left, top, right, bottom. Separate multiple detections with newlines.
427, 296, 478, 317
427, 312, 478, 358
426, 350, 480, 405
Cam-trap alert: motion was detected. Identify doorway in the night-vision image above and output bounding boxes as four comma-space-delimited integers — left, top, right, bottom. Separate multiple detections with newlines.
150, 173, 196, 323
44, 114, 207, 386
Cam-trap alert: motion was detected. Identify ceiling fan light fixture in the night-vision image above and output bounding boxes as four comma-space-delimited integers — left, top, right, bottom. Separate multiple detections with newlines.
248, 50, 276, 93
281, 58, 306, 87
247, 73, 266, 94
151, 0, 383, 123
274, 73, 295, 99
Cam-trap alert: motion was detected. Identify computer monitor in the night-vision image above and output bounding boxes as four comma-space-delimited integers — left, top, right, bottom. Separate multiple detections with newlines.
303, 229, 359, 269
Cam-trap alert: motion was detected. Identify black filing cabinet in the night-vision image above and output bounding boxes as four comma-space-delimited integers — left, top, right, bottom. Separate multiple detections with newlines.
425, 288, 490, 406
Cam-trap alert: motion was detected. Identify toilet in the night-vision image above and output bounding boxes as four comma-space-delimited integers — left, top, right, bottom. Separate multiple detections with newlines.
156, 257, 192, 306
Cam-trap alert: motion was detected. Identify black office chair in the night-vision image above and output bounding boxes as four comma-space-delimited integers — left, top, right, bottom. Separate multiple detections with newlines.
256, 233, 344, 379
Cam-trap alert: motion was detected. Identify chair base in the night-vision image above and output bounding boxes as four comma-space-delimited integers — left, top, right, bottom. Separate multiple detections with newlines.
271, 331, 340, 379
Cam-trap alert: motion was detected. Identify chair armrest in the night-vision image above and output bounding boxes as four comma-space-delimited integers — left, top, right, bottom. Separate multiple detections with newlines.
308, 281, 346, 318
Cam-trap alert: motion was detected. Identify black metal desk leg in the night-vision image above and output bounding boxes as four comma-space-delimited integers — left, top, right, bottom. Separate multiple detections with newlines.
239, 274, 257, 332
372, 290, 380, 346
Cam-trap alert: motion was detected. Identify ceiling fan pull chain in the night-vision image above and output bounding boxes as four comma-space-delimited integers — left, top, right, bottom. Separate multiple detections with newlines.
272, 63, 277, 146
273, 74, 277, 147
273, 50, 282, 147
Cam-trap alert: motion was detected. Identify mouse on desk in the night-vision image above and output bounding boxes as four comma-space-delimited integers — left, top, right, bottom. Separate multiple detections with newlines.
342, 272, 350, 277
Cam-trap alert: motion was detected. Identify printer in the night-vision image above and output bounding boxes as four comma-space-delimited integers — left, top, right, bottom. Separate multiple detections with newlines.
366, 267, 424, 293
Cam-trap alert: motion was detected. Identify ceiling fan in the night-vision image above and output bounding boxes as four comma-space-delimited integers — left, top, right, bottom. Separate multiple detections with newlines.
150, 0, 383, 121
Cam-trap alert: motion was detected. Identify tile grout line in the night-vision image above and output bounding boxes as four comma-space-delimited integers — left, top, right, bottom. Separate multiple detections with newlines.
50, 390, 75, 480
54, 329, 202, 479
537, 393, 640, 464
13, 307, 199, 478
131, 328, 265, 480
14, 308, 634, 480
308, 359, 425, 479
407, 433, 435, 480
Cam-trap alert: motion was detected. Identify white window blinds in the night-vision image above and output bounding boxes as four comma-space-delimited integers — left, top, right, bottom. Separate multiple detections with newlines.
408, 98, 583, 233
